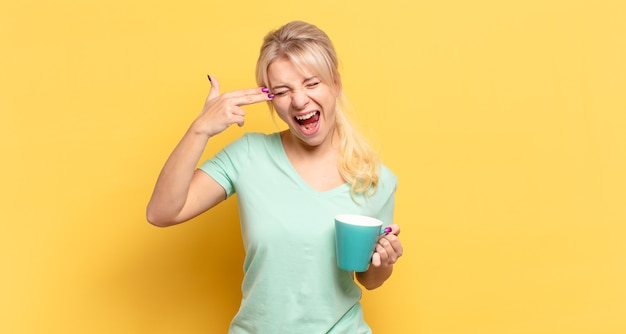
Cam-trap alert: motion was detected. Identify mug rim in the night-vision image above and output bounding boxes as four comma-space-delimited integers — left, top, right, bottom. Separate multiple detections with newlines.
335, 214, 383, 227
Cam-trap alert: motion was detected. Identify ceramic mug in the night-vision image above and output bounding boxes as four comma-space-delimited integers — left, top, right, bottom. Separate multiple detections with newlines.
334, 214, 389, 272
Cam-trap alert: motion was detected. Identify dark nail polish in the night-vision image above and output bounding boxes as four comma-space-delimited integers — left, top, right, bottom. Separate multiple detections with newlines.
268, 93, 275, 99
207, 74, 212, 82
261, 87, 269, 93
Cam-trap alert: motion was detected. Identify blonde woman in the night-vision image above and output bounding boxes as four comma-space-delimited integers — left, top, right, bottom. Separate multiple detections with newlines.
147, 21, 403, 333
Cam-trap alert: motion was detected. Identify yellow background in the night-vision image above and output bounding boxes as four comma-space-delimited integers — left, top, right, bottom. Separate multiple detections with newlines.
1, 0, 625, 333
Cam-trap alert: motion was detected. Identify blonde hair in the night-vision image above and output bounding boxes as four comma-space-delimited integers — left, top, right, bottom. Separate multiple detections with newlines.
256, 21, 380, 197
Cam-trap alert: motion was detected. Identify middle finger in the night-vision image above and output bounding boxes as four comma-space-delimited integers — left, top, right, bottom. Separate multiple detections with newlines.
379, 237, 399, 263
223, 88, 273, 106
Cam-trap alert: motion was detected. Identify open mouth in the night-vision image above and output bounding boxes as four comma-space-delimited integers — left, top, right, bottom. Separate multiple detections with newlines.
295, 111, 320, 132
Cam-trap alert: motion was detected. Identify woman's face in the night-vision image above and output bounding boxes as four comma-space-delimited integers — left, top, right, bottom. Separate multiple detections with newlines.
267, 58, 339, 149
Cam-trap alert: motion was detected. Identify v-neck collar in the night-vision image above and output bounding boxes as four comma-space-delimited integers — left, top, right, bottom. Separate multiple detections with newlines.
270, 132, 349, 196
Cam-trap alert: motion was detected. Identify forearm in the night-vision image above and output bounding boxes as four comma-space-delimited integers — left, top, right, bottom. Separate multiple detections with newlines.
146, 77, 272, 226
146, 125, 210, 226
355, 264, 393, 290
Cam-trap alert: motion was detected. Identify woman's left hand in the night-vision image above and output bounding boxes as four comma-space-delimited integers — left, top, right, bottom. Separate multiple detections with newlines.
371, 224, 403, 267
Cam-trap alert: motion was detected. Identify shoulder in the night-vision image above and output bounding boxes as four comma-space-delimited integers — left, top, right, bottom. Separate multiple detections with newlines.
379, 163, 398, 190
224, 132, 279, 152
238, 132, 280, 147
370, 163, 397, 200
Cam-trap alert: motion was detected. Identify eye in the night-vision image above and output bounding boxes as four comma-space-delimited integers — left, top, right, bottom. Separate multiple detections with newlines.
306, 81, 320, 88
273, 90, 289, 96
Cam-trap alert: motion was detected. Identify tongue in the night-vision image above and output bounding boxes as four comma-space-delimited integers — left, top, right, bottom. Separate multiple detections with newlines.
299, 113, 319, 125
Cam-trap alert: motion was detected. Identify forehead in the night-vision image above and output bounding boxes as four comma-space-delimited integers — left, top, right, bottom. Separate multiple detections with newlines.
267, 58, 316, 84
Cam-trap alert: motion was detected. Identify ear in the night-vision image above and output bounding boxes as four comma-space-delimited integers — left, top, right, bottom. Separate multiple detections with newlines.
332, 81, 342, 99
333, 71, 341, 84
332, 75, 343, 96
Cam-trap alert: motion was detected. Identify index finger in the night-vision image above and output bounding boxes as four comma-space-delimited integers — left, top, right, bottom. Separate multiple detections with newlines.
223, 87, 274, 106
388, 224, 400, 236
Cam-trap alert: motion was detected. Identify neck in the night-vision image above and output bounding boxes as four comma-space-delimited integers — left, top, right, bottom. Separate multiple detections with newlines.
280, 129, 339, 159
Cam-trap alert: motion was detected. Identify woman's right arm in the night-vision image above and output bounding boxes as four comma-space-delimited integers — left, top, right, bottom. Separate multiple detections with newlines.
146, 76, 273, 227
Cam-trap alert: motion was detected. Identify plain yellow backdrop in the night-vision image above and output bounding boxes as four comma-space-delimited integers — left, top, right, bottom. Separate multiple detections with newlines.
1, 0, 625, 333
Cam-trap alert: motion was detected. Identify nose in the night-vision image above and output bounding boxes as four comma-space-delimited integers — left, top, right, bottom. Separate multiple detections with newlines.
290, 89, 310, 110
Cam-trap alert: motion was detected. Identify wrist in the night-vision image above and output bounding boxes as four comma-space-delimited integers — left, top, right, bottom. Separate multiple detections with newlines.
188, 121, 214, 139
356, 264, 393, 290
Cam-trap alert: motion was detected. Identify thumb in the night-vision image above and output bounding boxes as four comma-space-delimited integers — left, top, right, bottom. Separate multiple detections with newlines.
207, 74, 220, 100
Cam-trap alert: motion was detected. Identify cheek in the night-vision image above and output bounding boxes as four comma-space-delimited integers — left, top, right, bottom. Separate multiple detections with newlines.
314, 90, 337, 109
272, 99, 288, 114
321, 95, 337, 113
272, 100, 292, 121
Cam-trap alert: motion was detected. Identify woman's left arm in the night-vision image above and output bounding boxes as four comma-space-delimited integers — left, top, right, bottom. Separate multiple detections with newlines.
355, 224, 403, 290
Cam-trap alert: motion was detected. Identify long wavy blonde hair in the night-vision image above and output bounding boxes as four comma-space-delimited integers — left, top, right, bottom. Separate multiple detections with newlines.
256, 21, 380, 197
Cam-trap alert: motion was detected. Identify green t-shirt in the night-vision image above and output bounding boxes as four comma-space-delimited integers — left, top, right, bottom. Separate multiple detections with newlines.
199, 132, 397, 333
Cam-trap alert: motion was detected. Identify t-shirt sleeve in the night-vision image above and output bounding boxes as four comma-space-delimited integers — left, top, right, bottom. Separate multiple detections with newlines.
377, 191, 396, 227
197, 134, 252, 198
376, 165, 398, 227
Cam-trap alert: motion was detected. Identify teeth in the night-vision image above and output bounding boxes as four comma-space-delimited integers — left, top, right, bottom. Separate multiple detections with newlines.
295, 111, 317, 121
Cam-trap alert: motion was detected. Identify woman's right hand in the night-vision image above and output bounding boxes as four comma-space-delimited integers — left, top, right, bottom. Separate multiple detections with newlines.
146, 76, 273, 227
191, 75, 274, 137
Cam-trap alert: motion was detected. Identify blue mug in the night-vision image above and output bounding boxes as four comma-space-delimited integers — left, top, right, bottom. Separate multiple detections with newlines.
334, 214, 387, 272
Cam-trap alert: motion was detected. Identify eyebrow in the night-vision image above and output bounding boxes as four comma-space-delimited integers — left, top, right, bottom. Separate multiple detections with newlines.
271, 76, 319, 91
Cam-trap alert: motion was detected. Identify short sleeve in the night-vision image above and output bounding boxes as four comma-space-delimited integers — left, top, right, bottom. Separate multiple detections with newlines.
376, 165, 398, 227
198, 134, 252, 198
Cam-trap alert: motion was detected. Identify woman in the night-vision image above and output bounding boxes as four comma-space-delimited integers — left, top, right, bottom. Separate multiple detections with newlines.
147, 20, 403, 333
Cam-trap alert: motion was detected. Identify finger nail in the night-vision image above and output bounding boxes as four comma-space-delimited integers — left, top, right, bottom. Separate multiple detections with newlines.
268, 93, 275, 99
384, 227, 392, 234
261, 87, 269, 93
207, 74, 212, 82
